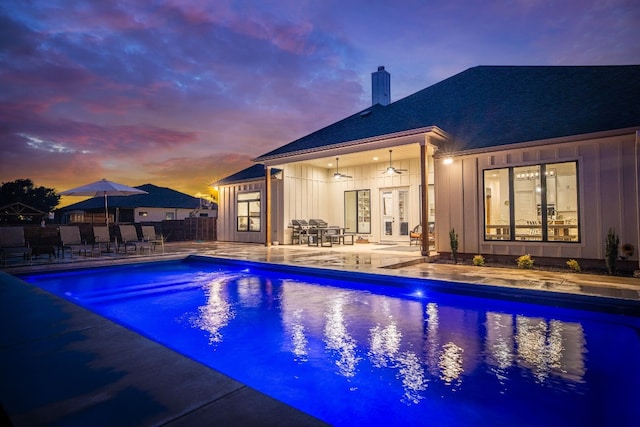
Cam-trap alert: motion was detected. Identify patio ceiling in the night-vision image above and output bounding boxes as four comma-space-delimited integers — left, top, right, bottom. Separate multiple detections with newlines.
300, 143, 421, 170
259, 126, 448, 170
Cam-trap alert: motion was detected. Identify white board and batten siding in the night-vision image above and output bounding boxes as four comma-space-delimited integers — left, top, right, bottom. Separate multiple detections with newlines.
435, 132, 638, 261
217, 179, 283, 244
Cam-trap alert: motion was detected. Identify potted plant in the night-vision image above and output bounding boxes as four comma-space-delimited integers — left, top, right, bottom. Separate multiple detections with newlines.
621, 243, 635, 259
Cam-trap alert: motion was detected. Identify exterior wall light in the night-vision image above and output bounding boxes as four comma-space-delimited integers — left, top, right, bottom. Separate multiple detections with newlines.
443, 157, 453, 165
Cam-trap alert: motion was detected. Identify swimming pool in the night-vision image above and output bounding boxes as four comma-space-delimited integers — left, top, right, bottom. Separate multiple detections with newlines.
20, 257, 640, 427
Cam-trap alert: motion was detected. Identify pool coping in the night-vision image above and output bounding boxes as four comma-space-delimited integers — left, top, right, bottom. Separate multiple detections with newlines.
186, 255, 640, 317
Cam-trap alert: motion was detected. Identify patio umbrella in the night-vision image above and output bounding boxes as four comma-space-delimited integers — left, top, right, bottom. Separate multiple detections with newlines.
60, 179, 148, 226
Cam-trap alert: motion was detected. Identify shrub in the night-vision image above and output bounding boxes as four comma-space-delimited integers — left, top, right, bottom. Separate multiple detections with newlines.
516, 254, 534, 269
605, 228, 619, 275
449, 228, 459, 263
566, 259, 581, 273
473, 255, 485, 266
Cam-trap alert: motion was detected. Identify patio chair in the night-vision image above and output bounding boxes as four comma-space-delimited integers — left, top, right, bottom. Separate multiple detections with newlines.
0, 226, 32, 265
409, 225, 422, 246
92, 226, 114, 253
59, 225, 94, 258
141, 225, 165, 253
117, 224, 142, 253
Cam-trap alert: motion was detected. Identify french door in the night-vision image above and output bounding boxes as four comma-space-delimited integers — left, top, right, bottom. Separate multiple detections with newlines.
380, 188, 409, 243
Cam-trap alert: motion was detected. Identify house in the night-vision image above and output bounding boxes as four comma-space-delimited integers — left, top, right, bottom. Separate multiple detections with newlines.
58, 183, 216, 224
215, 65, 640, 268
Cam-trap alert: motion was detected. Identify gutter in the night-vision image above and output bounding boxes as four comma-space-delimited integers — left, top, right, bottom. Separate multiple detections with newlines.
432, 126, 640, 159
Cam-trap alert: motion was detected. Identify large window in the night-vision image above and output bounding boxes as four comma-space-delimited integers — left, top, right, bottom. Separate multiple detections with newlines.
237, 191, 261, 232
484, 162, 579, 242
344, 189, 371, 234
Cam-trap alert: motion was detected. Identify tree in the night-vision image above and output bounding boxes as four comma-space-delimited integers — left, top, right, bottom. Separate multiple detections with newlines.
0, 179, 61, 220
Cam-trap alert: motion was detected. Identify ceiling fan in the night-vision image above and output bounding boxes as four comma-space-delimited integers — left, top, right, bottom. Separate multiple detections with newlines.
382, 150, 407, 175
333, 157, 352, 179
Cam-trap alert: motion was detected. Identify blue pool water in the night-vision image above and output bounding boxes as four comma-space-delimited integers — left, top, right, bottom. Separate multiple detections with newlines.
20, 258, 640, 426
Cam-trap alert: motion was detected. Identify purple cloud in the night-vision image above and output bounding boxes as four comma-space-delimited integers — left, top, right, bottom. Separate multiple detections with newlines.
1, 0, 638, 199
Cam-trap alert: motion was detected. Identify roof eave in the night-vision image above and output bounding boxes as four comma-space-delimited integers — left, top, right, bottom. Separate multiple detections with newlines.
254, 126, 449, 166
433, 126, 640, 159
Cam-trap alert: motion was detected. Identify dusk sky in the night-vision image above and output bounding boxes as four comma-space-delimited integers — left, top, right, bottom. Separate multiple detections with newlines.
1, 0, 639, 206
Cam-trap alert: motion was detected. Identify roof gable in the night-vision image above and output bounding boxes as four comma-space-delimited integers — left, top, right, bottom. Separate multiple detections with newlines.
255, 65, 640, 160
216, 164, 281, 185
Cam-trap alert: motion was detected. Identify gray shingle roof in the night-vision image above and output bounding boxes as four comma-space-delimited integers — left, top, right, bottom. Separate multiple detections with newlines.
215, 164, 281, 185
59, 184, 204, 211
255, 65, 640, 160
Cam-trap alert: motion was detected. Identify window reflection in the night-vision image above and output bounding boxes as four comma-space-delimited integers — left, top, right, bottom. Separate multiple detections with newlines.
276, 280, 587, 403
485, 313, 514, 384
324, 293, 360, 378
193, 274, 236, 345
439, 342, 464, 385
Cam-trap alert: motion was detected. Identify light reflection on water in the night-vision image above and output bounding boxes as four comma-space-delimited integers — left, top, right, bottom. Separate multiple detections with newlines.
191, 273, 237, 344
27, 262, 638, 426
193, 273, 589, 400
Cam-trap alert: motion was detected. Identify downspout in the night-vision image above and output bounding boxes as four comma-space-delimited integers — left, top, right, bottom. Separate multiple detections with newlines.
420, 139, 429, 256
265, 165, 272, 247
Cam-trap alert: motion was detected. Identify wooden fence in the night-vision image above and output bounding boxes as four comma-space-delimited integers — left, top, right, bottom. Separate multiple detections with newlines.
18, 217, 217, 247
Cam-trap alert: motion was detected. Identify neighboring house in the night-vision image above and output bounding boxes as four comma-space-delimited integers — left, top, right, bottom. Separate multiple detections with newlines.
216, 65, 640, 267
58, 183, 216, 223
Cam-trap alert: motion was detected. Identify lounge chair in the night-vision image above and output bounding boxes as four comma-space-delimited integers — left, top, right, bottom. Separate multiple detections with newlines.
92, 226, 113, 253
0, 226, 32, 265
59, 225, 94, 257
117, 224, 142, 253
141, 225, 165, 253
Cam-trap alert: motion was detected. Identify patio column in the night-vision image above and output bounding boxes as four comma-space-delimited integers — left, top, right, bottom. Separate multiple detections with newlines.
420, 139, 429, 256
635, 131, 640, 271
265, 165, 272, 247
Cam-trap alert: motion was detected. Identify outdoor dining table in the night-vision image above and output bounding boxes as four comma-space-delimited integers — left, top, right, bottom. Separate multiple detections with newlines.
307, 226, 353, 247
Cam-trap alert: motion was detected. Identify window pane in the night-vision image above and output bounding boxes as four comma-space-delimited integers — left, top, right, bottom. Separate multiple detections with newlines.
358, 190, 371, 234
344, 191, 356, 233
249, 201, 260, 215
249, 217, 261, 231
238, 191, 260, 201
238, 202, 248, 216
484, 169, 511, 240
514, 165, 542, 240
547, 162, 579, 242
238, 217, 248, 231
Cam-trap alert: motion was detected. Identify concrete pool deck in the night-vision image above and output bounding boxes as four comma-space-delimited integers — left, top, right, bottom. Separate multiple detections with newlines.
1, 241, 639, 426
